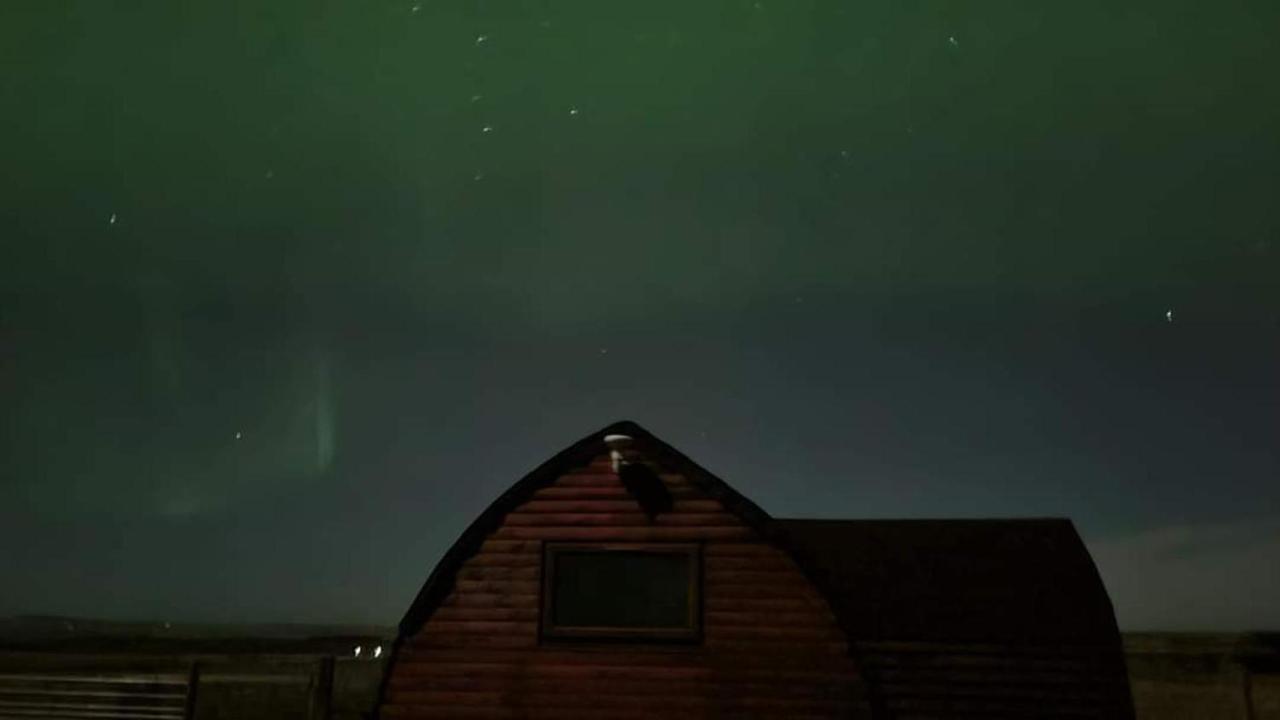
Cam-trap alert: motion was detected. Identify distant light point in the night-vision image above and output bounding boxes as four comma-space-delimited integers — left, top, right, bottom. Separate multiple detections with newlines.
109, 213, 117, 225
948, 36, 959, 48
482, 125, 493, 133
354, 646, 362, 658
475, 34, 488, 45
235, 431, 242, 440
374, 646, 383, 658
569, 107, 579, 116
599, 348, 608, 355
411, 3, 420, 12
473, 171, 485, 181
470, 94, 483, 103
1166, 309, 1174, 323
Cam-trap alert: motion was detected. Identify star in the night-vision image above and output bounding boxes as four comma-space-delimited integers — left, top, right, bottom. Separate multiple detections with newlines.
475, 34, 488, 45
109, 213, 117, 225
569, 107, 579, 116
1165, 310, 1174, 323
482, 125, 493, 133
235, 431, 242, 440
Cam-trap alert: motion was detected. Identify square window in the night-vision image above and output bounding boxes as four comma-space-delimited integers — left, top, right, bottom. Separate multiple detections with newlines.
541, 543, 701, 641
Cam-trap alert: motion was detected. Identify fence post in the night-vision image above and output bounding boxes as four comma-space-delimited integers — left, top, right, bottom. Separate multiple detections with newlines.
309, 656, 335, 720
184, 662, 200, 720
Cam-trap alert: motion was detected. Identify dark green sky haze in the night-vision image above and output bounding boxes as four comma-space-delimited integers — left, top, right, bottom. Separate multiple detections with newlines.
1, 0, 1278, 629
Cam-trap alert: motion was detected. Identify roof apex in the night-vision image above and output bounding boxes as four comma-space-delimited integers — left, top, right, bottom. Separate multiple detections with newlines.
395, 420, 773, 637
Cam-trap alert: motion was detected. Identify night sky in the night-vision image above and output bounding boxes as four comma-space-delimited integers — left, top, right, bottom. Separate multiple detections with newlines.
2, 1, 1277, 631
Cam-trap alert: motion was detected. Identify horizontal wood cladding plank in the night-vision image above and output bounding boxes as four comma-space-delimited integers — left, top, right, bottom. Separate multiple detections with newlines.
705, 610, 837, 628
705, 596, 829, 612
409, 634, 537, 650
391, 649, 856, 674
703, 638, 848, 655
513, 499, 725, 514
702, 582, 825, 601
465, 540, 783, 563
491, 526, 754, 541
384, 689, 857, 711
552, 474, 692, 488
869, 666, 1130, 688
532, 486, 702, 500
389, 655, 711, 676
860, 650, 1116, 671
882, 693, 1116, 714
704, 569, 809, 584
388, 681, 850, 701
549, 475, 625, 488
857, 639, 1120, 657
702, 542, 777, 557
384, 688, 858, 714
873, 679, 1121, 701
458, 548, 788, 571
388, 690, 718, 709
419, 617, 535, 632
461, 553, 541, 568
430, 606, 540, 622
380, 704, 851, 720
705, 625, 846, 642
703, 554, 796, 571
412, 625, 849, 653
504, 512, 742, 527
472, 538, 778, 555
450, 579, 539, 595
476, 540, 542, 554
388, 673, 856, 697
389, 667, 862, 692
393, 644, 699, 662
437, 593, 538, 609
454, 566, 540, 582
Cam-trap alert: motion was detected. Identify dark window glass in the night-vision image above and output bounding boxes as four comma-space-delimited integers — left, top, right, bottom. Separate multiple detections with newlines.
542, 544, 700, 640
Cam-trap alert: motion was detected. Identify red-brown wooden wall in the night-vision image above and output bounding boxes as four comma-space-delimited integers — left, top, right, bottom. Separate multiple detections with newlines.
380, 454, 870, 719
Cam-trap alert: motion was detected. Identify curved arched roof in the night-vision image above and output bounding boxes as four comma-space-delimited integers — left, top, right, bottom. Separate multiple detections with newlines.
396, 420, 780, 638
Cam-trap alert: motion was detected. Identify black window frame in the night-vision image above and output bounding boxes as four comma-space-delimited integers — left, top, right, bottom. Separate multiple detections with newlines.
539, 542, 703, 643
